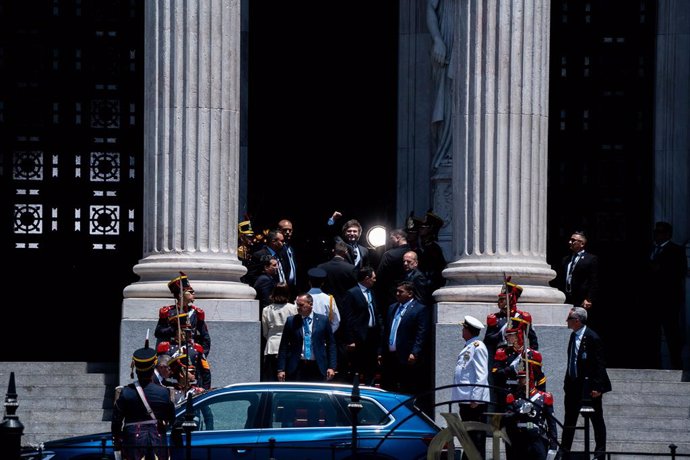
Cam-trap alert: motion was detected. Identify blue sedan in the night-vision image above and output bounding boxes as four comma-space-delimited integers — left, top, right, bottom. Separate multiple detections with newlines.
21, 381, 441, 460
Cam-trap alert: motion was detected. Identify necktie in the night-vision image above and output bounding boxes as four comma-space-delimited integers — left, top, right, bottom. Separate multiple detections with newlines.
389, 303, 404, 348
352, 244, 361, 266
303, 317, 312, 360
568, 332, 577, 377
286, 246, 296, 284
365, 289, 375, 327
276, 257, 286, 283
566, 253, 579, 292
651, 245, 662, 260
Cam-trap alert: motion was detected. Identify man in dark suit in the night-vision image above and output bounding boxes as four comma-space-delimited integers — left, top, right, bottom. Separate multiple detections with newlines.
381, 280, 430, 395
561, 306, 612, 459
277, 293, 337, 382
244, 230, 290, 287
376, 228, 413, 314
338, 266, 383, 385
647, 221, 688, 369
327, 211, 370, 268
317, 241, 358, 306
559, 231, 600, 311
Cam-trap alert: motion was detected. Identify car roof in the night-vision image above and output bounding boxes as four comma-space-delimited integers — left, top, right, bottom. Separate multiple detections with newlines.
219, 381, 389, 394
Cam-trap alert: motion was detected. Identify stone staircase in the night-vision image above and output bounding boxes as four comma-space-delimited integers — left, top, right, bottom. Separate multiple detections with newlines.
1, 365, 689, 458
0, 362, 117, 447
569, 368, 690, 459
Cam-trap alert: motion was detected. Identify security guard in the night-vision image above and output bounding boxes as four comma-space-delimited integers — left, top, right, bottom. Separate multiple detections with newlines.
112, 346, 176, 460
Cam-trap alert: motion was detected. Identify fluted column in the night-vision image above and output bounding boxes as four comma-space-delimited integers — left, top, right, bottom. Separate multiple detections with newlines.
124, 0, 253, 300
435, 0, 563, 304
119, 0, 258, 386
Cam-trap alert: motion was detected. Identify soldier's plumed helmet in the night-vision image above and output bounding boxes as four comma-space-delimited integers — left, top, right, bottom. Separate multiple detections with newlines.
130, 347, 157, 378
238, 220, 254, 235
168, 272, 194, 298
500, 281, 523, 299
423, 211, 444, 231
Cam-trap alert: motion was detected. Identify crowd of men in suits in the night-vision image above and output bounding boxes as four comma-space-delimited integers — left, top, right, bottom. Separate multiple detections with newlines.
235, 211, 447, 399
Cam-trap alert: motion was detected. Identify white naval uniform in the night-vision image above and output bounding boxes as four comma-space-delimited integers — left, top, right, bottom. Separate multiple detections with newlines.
453, 336, 491, 403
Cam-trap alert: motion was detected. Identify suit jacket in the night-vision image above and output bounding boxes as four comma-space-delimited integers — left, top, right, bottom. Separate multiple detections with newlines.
339, 285, 383, 349
317, 256, 358, 304
277, 313, 337, 378
245, 247, 291, 287
649, 240, 687, 306
383, 300, 429, 363
340, 240, 370, 268
564, 326, 612, 395
253, 273, 278, 310
560, 251, 599, 306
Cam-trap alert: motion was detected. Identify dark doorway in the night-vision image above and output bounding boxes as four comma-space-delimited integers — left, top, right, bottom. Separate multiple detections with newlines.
246, 2, 400, 271
547, 1, 657, 368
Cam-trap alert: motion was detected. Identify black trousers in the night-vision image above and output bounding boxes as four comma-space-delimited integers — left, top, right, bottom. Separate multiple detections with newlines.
459, 403, 487, 460
561, 383, 606, 457
289, 359, 325, 382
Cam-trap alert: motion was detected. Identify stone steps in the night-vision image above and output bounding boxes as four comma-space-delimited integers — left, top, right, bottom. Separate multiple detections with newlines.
569, 368, 690, 459
0, 362, 117, 447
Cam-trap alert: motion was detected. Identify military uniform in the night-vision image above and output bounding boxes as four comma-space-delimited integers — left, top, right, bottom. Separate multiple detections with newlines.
502, 386, 558, 460
155, 272, 211, 357
158, 335, 211, 390
112, 347, 176, 460
155, 304, 211, 355
453, 315, 490, 460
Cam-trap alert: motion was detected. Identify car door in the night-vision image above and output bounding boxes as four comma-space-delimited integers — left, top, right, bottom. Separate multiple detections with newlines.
169, 390, 263, 460
255, 389, 355, 460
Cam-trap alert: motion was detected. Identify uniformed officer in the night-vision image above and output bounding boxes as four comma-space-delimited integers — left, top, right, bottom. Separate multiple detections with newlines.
491, 320, 546, 409
155, 272, 211, 356
157, 324, 212, 390
112, 346, 176, 460
502, 369, 558, 460
453, 315, 490, 460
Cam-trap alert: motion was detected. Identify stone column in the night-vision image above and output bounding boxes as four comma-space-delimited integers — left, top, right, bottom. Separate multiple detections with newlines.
431, 0, 570, 422
435, 0, 563, 304
119, 0, 259, 386
654, 0, 690, 377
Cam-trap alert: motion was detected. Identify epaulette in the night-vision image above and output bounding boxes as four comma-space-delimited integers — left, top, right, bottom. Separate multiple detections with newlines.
159, 304, 175, 319
473, 341, 480, 347
157, 342, 171, 354
193, 306, 205, 320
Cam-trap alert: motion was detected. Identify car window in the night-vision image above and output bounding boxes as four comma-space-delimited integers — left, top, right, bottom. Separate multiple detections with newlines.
271, 391, 347, 428
176, 391, 262, 431
334, 394, 392, 426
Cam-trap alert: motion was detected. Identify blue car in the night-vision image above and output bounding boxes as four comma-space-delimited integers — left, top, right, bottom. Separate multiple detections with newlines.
21, 381, 441, 460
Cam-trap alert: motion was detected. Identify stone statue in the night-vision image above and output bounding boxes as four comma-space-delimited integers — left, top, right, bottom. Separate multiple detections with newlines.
427, 0, 455, 170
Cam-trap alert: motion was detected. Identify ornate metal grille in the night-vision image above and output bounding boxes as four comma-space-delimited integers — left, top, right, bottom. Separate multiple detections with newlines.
0, 0, 143, 360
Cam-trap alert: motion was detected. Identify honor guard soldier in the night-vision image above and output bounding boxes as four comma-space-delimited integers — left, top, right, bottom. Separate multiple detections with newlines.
485, 278, 539, 361
155, 272, 211, 356
501, 368, 558, 460
157, 324, 212, 390
237, 218, 256, 266
112, 346, 176, 460
491, 320, 546, 409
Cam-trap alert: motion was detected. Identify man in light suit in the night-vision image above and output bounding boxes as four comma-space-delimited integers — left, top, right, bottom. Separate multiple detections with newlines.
381, 280, 430, 395
338, 266, 383, 385
561, 306, 612, 460
277, 293, 337, 382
